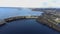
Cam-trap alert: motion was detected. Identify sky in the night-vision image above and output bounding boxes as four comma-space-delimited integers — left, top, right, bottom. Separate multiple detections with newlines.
0, 0, 60, 8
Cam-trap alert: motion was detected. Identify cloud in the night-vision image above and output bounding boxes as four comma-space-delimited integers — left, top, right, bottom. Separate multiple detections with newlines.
0, 0, 60, 8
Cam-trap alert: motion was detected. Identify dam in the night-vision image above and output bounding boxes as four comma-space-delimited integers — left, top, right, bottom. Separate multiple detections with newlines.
0, 16, 39, 25
0, 8, 60, 34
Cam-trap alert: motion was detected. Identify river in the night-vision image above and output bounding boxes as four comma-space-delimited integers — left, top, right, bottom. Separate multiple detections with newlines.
0, 19, 60, 34
0, 8, 60, 34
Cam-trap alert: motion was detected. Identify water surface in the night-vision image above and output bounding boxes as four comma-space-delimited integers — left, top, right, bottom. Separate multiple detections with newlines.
0, 8, 42, 20
0, 19, 60, 34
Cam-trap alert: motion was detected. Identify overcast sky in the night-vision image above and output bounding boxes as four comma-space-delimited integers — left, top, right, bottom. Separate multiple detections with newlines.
0, 0, 60, 8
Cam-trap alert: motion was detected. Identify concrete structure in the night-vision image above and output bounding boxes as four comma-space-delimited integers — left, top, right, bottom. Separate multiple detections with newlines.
0, 16, 39, 26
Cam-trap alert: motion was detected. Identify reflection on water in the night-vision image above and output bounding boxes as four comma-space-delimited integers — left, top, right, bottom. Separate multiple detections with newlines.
0, 19, 60, 34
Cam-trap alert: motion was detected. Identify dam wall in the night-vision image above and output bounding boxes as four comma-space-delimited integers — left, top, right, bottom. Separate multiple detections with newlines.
0, 16, 38, 26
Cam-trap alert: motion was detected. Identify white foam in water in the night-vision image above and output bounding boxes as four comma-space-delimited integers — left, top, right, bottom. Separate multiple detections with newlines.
0, 8, 43, 20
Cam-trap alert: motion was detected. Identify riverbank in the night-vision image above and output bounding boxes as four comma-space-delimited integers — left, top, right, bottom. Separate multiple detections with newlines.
37, 13, 60, 32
